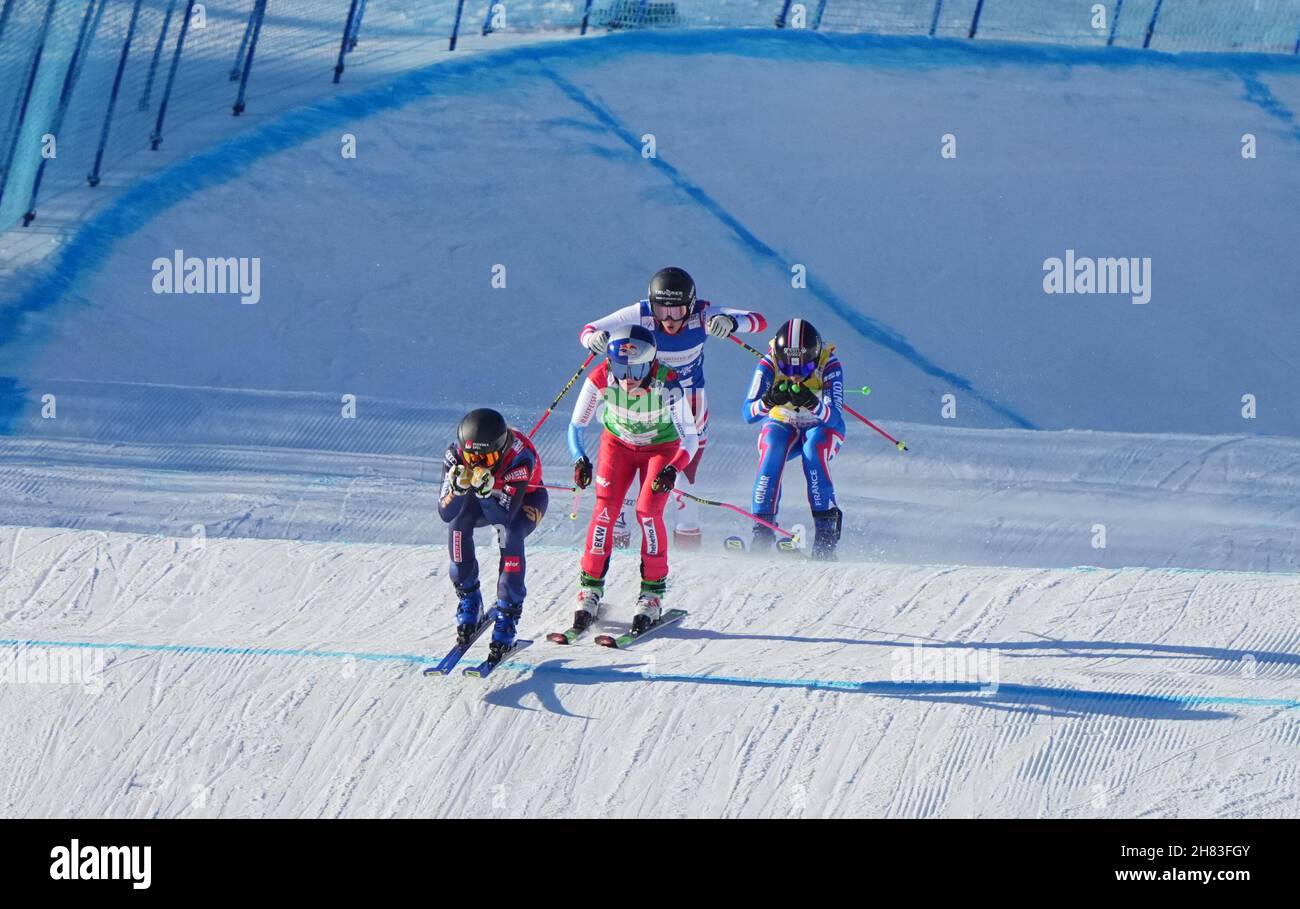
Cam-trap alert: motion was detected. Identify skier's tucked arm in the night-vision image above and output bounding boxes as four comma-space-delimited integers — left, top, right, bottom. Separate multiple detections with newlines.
494, 448, 537, 523
813, 358, 845, 425
742, 361, 776, 424
438, 445, 468, 522
666, 383, 700, 470
578, 302, 642, 355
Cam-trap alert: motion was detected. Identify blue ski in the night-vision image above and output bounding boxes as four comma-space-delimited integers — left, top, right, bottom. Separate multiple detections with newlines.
463, 639, 533, 679
423, 607, 498, 677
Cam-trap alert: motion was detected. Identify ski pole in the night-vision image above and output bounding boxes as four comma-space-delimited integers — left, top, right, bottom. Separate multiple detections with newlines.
671, 489, 796, 538
539, 483, 797, 539
526, 353, 595, 438
842, 403, 907, 451
727, 335, 908, 452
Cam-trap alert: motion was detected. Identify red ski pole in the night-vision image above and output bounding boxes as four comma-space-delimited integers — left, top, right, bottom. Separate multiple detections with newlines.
539, 483, 797, 539
527, 353, 595, 439
728, 335, 908, 452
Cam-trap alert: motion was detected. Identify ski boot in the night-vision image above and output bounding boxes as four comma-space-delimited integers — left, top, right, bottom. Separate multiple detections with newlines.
454, 583, 485, 648
574, 574, 604, 633
811, 506, 842, 562
487, 600, 523, 664
751, 517, 777, 554
631, 579, 666, 636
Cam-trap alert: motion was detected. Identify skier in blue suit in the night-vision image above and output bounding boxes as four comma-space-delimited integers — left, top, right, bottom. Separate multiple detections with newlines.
741, 318, 845, 560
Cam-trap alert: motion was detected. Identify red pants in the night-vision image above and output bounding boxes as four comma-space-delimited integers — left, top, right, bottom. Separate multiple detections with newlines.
581, 432, 681, 582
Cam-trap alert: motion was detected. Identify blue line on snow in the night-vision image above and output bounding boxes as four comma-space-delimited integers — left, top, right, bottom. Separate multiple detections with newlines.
3, 637, 1296, 712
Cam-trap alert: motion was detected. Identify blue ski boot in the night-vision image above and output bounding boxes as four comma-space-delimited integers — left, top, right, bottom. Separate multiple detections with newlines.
455, 584, 485, 648
488, 601, 523, 663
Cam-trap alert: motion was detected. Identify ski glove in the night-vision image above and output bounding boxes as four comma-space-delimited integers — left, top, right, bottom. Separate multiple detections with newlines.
788, 383, 819, 410
449, 464, 474, 496
651, 464, 677, 494
706, 313, 737, 339
573, 456, 593, 490
762, 382, 791, 409
585, 329, 610, 356
470, 465, 495, 498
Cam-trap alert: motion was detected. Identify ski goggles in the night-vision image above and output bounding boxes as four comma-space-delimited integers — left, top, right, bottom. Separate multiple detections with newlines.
781, 358, 818, 379
609, 359, 653, 382
462, 448, 503, 468
651, 301, 690, 325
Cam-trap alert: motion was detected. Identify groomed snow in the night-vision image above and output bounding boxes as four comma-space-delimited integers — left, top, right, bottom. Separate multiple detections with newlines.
2, 526, 1298, 818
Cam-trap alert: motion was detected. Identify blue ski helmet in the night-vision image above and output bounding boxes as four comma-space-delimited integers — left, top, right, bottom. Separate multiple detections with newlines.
606, 325, 657, 383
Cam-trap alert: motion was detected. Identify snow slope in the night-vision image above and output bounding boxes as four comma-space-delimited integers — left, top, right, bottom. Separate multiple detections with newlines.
2, 526, 1298, 818
1, 29, 1298, 817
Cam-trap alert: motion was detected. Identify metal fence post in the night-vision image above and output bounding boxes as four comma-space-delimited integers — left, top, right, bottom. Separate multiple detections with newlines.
24, 0, 104, 225
334, 0, 361, 83
140, 0, 178, 110
232, 0, 268, 115
450, 0, 465, 50
152, 0, 196, 148
1143, 0, 1163, 49
89, 0, 146, 187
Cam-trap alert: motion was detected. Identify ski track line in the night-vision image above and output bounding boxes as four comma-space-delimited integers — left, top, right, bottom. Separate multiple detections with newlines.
3, 635, 1299, 712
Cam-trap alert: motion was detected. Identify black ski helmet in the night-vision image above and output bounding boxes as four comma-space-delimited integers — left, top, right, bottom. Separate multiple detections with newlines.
772, 318, 823, 376
457, 408, 511, 461
647, 266, 696, 313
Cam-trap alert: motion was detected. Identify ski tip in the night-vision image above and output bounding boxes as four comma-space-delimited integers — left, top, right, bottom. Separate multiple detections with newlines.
547, 632, 571, 645
423, 667, 448, 677
462, 667, 483, 678
594, 635, 618, 649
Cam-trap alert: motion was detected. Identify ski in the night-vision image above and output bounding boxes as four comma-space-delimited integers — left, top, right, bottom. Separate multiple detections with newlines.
423, 607, 498, 677
777, 522, 808, 557
722, 534, 747, 553
462, 639, 533, 678
594, 609, 688, 649
547, 623, 594, 645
